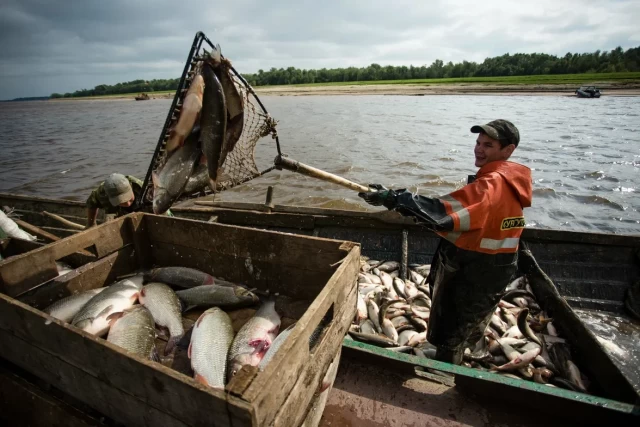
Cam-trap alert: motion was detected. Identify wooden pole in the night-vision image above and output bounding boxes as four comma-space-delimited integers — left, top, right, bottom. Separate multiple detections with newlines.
274, 155, 370, 193
42, 211, 85, 231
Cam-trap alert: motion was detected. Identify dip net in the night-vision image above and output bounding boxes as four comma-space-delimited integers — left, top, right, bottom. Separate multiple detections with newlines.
138, 31, 281, 210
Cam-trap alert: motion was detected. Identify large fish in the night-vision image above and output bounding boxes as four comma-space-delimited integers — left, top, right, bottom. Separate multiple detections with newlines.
183, 161, 234, 194
175, 284, 259, 310
143, 266, 215, 289
71, 276, 143, 336
206, 46, 245, 157
189, 307, 235, 388
227, 299, 281, 379
106, 305, 158, 361
165, 73, 204, 153
152, 127, 200, 214
43, 287, 107, 325
138, 282, 185, 355
199, 61, 227, 190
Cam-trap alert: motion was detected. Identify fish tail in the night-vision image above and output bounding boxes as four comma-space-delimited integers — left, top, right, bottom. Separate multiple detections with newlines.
165, 334, 183, 355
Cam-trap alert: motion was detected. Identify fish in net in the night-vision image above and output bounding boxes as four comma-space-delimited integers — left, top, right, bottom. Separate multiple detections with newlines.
139, 35, 279, 213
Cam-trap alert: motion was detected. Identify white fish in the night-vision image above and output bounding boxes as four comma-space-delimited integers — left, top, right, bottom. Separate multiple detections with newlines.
43, 287, 107, 324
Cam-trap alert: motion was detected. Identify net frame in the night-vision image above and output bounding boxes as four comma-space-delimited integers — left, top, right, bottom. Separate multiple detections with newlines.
137, 31, 282, 210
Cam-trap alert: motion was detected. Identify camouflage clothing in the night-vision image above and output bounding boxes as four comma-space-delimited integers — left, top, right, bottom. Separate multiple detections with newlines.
86, 175, 143, 217
87, 175, 174, 218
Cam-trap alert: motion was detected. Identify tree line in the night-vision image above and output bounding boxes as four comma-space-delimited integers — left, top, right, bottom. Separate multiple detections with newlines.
51, 46, 640, 98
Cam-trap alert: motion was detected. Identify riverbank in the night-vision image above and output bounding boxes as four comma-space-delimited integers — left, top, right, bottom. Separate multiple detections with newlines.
47, 81, 640, 101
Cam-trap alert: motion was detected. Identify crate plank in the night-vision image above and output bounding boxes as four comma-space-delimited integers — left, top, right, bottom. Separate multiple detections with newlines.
237, 247, 359, 426
18, 245, 137, 309
145, 215, 347, 272
150, 241, 335, 300
0, 361, 106, 427
0, 217, 133, 296
272, 286, 356, 427
0, 294, 254, 427
0, 329, 188, 427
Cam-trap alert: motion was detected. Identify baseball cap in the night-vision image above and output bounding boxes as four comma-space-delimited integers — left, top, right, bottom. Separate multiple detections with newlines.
470, 119, 520, 147
104, 173, 134, 206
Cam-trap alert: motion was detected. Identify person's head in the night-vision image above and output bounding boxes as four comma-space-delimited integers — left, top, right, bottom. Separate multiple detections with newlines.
470, 119, 520, 168
104, 173, 135, 207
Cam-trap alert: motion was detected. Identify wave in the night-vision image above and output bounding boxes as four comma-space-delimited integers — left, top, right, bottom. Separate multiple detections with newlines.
569, 194, 625, 211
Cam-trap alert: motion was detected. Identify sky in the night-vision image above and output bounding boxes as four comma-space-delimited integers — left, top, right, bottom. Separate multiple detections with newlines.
0, 0, 639, 100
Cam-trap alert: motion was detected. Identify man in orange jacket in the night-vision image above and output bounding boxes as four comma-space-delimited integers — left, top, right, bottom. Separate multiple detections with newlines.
359, 119, 532, 364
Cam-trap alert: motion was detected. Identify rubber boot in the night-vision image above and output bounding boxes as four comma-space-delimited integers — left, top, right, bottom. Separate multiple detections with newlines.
435, 346, 463, 365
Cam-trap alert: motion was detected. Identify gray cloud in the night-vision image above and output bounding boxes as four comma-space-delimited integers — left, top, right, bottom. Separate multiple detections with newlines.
0, 0, 638, 99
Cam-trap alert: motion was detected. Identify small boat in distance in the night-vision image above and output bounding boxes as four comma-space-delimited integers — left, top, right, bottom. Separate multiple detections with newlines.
575, 86, 601, 98
135, 93, 150, 101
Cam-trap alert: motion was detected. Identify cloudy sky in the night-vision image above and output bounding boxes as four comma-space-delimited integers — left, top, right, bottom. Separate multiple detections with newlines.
1, 0, 638, 99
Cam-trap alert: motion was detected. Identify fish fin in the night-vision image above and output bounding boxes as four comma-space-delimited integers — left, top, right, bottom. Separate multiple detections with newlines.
95, 305, 114, 321
188, 342, 193, 359
212, 44, 221, 62
106, 311, 124, 326
194, 373, 209, 386
150, 346, 161, 363
203, 275, 215, 286
164, 334, 183, 356
130, 292, 139, 304
44, 318, 53, 325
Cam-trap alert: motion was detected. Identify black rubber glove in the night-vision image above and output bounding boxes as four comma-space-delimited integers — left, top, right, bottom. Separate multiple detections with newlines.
358, 184, 397, 209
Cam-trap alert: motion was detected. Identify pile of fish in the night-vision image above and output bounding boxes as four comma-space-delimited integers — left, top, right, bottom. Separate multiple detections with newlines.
42, 266, 296, 389
152, 44, 244, 214
349, 257, 592, 394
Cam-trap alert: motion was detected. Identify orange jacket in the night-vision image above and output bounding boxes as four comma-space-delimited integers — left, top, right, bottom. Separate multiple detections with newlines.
393, 161, 532, 254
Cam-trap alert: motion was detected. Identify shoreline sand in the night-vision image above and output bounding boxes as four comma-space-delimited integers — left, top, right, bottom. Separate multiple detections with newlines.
47, 82, 640, 101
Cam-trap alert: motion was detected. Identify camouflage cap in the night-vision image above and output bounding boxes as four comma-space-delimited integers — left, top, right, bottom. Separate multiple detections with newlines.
104, 173, 134, 206
470, 119, 520, 147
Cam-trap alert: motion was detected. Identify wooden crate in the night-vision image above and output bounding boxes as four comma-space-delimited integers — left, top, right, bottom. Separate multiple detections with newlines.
0, 213, 360, 427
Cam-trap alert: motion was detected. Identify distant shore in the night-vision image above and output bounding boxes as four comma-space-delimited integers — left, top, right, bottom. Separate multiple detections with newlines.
47, 81, 640, 101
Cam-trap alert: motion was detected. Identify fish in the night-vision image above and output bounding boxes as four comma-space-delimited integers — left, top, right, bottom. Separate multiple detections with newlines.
355, 293, 367, 322
175, 284, 259, 311
258, 323, 296, 371
359, 319, 376, 335
56, 261, 73, 276
43, 287, 107, 325
71, 276, 143, 336
377, 261, 400, 272
348, 331, 398, 347
566, 360, 588, 393
366, 299, 381, 332
205, 45, 245, 158
200, 61, 227, 190
227, 299, 281, 379
491, 348, 541, 372
152, 128, 201, 214
106, 305, 158, 361
138, 282, 185, 355
143, 266, 215, 288
165, 73, 204, 153
517, 308, 543, 347
398, 330, 418, 346
189, 307, 235, 388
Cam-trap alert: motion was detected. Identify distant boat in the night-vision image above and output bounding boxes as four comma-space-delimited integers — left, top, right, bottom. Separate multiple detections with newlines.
135, 93, 150, 101
575, 86, 601, 98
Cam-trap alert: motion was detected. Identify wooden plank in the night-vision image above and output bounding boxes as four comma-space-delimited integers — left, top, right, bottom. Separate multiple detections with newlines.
18, 245, 137, 309
237, 246, 360, 426
130, 213, 152, 269
0, 215, 133, 297
151, 241, 334, 300
13, 217, 95, 259
0, 329, 187, 427
272, 286, 356, 427
43, 211, 85, 230
145, 215, 348, 272
0, 293, 254, 427
0, 361, 106, 427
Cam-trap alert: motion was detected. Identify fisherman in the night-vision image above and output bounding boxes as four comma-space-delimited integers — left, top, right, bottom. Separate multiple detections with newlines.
358, 119, 532, 365
85, 173, 143, 227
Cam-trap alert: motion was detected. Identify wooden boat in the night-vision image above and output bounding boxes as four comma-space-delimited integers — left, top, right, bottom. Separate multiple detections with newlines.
135, 93, 150, 101
1, 192, 639, 426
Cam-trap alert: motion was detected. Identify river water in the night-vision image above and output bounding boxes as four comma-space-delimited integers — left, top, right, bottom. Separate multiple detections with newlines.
0, 95, 638, 234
